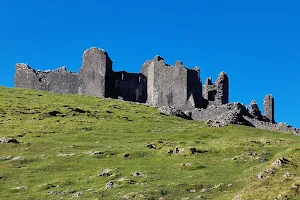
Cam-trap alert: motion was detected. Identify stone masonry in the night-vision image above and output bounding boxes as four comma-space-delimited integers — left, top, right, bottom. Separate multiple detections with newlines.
15, 47, 208, 110
14, 47, 298, 135
264, 94, 275, 123
203, 72, 229, 106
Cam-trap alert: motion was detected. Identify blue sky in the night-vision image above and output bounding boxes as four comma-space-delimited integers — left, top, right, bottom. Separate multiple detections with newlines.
1, 0, 299, 127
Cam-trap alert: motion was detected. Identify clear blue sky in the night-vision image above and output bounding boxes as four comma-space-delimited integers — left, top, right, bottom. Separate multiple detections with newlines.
1, 0, 299, 127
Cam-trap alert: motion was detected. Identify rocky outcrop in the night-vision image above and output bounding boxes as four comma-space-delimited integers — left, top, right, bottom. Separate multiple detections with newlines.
191, 102, 299, 135
159, 106, 192, 120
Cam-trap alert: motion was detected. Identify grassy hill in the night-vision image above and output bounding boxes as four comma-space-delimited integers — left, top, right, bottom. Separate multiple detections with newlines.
0, 86, 299, 200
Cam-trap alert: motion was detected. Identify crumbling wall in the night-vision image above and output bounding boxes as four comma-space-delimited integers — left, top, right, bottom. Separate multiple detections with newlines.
203, 72, 229, 106
15, 64, 42, 90
248, 100, 263, 121
15, 64, 79, 94
142, 56, 202, 110
78, 47, 113, 98
113, 71, 147, 103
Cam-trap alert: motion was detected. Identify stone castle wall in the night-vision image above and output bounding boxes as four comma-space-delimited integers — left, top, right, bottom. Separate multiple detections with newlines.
113, 71, 147, 103
15, 47, 285, 134
141, 56, 202, 110
15, 65, 79, 94
15, 47, 217, 110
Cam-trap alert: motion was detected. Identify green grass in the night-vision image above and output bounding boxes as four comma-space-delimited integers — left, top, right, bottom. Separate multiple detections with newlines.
0, 86, 299, 200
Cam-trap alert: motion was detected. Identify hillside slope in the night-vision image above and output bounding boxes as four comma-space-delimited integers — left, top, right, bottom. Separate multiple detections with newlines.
0, 87, 299, 200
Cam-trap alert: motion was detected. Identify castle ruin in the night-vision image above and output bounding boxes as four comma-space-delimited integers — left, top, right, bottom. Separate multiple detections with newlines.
15, 47, 229, 110
14, 47, 299, 135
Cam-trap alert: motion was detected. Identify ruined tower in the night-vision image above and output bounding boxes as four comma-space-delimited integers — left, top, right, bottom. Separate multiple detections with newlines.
264, 94, 275, 123
203, 72, 229, 106
78, 47, 113, 98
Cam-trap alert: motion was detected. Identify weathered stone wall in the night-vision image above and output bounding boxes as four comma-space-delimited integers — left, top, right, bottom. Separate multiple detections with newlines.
15, 47, 204, 110
215, 72, 229, 105
203, 72, 229, 106
264, 94, 275, 123
14, 46, 300, 135
142, 56, 202, 110
113, 71, 147, 103
248, 100, 263, 121
15, 64, 79, 94
187, 67, 203, 108
78, 47, 113, 98
15, 64, 40, 89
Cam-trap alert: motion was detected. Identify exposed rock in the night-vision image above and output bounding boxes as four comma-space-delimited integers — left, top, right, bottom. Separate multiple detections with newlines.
200, 187, 211, 193
57, 153, 75, 157
73, 192, 84, 198
266, 168, 276, 174
105, 181, 114, 189
12, 156, 23, 161
284, 172, 292, 178
146, 144, 156, 149
89, 151, 104, 155
133, 172, 145, 177
118, 178, 135, 184
271, 157, 290, 167
98, 169, 113, 177
0, 138, 19, 144
257, 172, 264, 180
12, 186, 28, 190
167, 149, 174, 154
174, 147, 185, 154
159, 107, 192, 120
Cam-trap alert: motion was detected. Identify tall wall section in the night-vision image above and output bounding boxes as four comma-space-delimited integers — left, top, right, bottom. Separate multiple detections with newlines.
142, 56, 202, 110
264, 94, 275, 123
78, 47, 113, 98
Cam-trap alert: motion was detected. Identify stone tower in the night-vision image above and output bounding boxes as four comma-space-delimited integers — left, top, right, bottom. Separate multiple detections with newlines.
78, 47, 113, 98
264, 94, 275, 123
